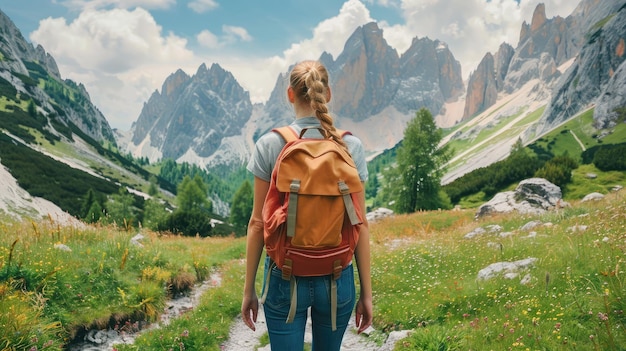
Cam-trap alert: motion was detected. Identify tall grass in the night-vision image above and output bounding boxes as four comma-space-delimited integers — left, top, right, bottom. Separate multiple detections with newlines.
0, 218, 245, 350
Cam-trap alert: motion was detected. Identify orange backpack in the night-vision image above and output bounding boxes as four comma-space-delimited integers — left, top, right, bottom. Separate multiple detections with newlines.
260, 126, 364, 330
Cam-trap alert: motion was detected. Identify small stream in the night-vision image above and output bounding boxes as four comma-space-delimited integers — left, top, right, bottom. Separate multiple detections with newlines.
68, 273, 221, 351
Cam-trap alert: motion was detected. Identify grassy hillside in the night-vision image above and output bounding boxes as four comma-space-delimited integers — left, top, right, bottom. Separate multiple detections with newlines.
1, 189, 624, 350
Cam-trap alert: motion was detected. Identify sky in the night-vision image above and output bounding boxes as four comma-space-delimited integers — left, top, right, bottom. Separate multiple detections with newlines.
0, 0, 580, 131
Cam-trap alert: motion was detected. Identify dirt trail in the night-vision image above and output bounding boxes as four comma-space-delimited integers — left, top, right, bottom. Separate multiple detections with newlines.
221, 304, 408, 351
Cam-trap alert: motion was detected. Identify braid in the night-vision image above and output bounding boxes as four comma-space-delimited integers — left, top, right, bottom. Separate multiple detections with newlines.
290, 60, 348, 150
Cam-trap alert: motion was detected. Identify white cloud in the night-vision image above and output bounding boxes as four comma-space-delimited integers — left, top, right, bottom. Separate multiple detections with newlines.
223, 25, 252, 42
197, 30, 220, 48
196, 25, 252, 49
282, 0, 374, 64
30, 7, 198, 130
58, 0, 175, 10
188, 0, 219, 14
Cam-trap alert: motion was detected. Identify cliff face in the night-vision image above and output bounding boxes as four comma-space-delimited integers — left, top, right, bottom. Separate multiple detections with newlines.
255, 22, 464, 155
533, 0, 626, 135
330, 22, 401, 120
463, 2, 583, 120
463, 53, 498, 119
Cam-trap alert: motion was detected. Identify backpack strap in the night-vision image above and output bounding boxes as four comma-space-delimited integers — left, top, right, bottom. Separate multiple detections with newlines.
272, 126, 298, 143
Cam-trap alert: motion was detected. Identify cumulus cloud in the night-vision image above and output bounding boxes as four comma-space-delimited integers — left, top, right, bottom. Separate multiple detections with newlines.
223, 25, 253, 42
30, 7, 197, 129
197, 30, 220, 48
188, 0, 219, 14
196, 25, 252, 49
282, 0, 374, 64
58, 0, 175, 10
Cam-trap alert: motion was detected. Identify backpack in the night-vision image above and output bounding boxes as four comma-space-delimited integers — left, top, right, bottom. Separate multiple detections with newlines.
260, 126, 364, 330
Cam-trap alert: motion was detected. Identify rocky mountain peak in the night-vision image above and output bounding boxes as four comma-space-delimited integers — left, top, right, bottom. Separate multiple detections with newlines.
162, 69, 190, 97
530, 3, 548, 32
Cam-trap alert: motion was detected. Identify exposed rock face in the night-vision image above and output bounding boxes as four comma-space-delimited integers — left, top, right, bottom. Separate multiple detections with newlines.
532, 0, 626, 135
476, 178, 565, 218
332, 22, 400, 120
593, 59, 626, 128
503, 3, 580, 94
463, 53, 498, 119
0, 10, 60, 79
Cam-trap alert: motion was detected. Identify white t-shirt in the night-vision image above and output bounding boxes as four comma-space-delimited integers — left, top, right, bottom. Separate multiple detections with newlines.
247, 117, 368, 182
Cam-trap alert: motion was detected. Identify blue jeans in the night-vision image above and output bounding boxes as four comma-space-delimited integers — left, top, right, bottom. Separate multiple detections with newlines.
262, 257, 356, 351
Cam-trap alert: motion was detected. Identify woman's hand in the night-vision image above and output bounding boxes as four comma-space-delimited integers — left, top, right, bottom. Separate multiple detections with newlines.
241, 293, 259, 331
354, 295, 373, 334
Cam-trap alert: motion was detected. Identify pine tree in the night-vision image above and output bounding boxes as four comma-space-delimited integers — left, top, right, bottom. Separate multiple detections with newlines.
230, 180, 253, 227
387, 108, 452, 213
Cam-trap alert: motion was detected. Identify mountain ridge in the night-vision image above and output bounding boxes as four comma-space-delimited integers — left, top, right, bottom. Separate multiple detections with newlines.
1, 0, 625, 222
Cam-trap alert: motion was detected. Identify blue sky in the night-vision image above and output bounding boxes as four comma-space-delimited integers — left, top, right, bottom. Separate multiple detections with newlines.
0, 0, 579, 130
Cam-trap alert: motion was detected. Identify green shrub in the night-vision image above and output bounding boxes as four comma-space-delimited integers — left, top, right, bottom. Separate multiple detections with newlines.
157, 210, 213, 237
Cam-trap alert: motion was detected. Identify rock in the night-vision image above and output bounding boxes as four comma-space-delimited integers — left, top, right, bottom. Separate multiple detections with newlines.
586, 173, 597, 179
477, 258, 537, 281
54, 243, 72, 252
581, 192, 604, 202
464, 227, 486, 239
520, 220, 542, 231
130, 233, 145, 247
366, 207, 394, 223
476, 178, 565, 218
568, 225, 588, 232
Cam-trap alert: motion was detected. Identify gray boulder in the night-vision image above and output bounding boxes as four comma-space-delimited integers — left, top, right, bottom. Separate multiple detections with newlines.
476, 178, 565, 218
581, 192, 604, 202
477, 258, 538, 281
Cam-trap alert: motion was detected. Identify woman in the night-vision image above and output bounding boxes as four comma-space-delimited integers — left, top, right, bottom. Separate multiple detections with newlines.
241, 60, 373, 350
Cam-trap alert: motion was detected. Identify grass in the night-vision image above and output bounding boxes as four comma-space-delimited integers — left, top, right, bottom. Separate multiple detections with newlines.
0, 219, 246, 350
1, 191, 625, 350
369, 192, 625, 350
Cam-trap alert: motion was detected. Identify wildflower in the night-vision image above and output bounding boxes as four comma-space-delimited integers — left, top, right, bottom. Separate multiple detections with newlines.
598, 312, 609, 321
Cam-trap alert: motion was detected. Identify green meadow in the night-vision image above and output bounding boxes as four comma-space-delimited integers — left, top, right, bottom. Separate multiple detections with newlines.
1, 189, 624, 350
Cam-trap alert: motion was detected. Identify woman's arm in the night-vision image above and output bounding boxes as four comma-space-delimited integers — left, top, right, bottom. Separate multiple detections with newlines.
353, 187, 373, 333
241, 176, 270, 331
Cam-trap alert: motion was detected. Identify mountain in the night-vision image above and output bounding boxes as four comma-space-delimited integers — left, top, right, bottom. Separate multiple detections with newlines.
124, 0, 626, 182
1, 0, 625, 222
128, 63, 253, 165
0, 10, 114, 143
125, 22, 464, 166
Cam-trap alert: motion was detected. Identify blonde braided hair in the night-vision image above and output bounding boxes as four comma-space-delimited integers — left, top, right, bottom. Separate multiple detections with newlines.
289, 60, 347, 150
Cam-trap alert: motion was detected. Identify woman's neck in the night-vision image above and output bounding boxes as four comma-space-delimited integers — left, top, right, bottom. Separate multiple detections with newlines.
293, 101, 315, 119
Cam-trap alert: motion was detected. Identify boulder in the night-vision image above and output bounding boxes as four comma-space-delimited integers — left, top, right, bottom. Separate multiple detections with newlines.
476, 178, 565, 218
477, 258, 537, 281
581, 192, 604, 202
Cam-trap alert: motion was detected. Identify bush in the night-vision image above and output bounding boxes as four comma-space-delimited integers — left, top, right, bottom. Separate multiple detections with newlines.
534, 154, 579, 188
592, 143, 626, 171
157, 210, 213, 237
